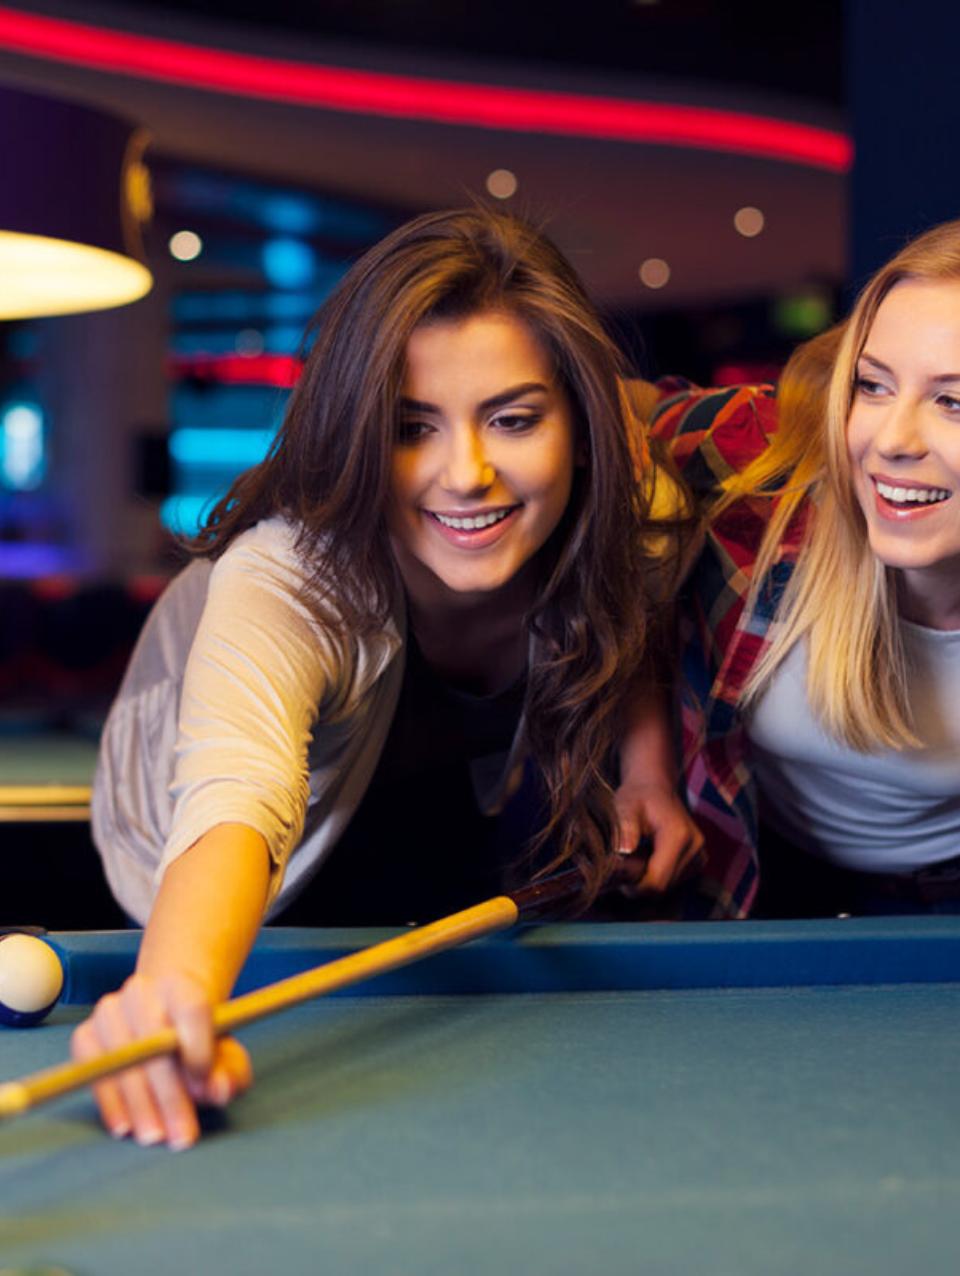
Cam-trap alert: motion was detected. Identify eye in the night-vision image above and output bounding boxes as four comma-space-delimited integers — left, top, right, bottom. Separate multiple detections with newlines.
935, 392, 960, 415
395, 418, 433, 445
490, 410, 541, 434
854, 374, 888, 399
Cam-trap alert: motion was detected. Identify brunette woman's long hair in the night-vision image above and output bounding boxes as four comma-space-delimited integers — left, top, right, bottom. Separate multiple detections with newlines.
192, 206, 684, 897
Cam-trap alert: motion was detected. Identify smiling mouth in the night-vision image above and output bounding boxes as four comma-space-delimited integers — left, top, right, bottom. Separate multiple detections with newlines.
428, 508, 514, 531
874, 479, 951, 507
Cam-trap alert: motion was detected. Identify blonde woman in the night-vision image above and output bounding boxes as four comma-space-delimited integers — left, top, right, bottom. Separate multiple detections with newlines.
653, 219, 960, 918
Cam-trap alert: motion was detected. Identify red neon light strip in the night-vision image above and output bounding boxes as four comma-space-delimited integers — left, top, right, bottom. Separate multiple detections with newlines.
169, 353, 301, 387
0, 6, 852, 171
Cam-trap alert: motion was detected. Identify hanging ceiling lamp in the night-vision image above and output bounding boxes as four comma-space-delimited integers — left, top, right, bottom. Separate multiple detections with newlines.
0, 84, 153, 318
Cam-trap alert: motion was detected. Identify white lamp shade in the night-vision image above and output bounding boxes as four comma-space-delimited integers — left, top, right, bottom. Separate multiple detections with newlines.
0, 84, 153, 318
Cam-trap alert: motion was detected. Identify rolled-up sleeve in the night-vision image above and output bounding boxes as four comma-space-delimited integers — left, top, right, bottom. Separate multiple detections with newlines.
162, 521, 346, 898
93, 520, 351, 921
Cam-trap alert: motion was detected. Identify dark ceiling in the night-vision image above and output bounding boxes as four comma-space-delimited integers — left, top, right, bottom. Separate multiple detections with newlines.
150, 0, 844, 106
0, 0, 849, 351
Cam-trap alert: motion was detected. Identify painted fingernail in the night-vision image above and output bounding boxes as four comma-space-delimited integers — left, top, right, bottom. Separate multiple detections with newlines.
136, 1125, 164, 1147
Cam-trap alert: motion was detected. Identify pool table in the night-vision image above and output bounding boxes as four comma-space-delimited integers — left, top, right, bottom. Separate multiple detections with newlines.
0, 727, 97, 821
1, 918, 960, 1275
0, 722, 128, 929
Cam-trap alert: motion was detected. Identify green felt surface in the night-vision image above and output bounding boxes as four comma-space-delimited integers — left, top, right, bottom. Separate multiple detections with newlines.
0, 733, 98, 786
2, 972, 960, 1274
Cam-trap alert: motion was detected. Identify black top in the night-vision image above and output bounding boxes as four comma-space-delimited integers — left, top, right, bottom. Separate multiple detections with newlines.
273, 634, 544, 926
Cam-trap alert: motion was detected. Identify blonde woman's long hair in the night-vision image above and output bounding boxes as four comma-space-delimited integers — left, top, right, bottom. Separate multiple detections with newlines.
725, 219, 960, 751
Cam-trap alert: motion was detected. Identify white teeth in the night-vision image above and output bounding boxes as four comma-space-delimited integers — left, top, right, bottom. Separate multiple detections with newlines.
433, 509, 511, 530
876, 480, 951, 505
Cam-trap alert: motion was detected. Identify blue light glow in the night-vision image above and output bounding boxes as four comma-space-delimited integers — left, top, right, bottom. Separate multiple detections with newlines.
168, 171, 393, 241
171, 327, 306, 356
170, 384, 288, 430
174, 291, 319, 325
261, 194, 317, 235
160, 493, 219, 536
262, 238, 316, 289
169, 427, 275, 466
0, 400, 44, 489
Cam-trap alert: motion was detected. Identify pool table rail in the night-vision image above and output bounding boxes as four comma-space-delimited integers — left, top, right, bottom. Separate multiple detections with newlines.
50, 916, 960, 1007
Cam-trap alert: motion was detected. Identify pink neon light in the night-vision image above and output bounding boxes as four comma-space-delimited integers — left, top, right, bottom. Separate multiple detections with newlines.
0, 6, 852, 171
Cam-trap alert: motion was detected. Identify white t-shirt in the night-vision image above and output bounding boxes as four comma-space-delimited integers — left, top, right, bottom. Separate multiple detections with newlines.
746, 622, 960, 873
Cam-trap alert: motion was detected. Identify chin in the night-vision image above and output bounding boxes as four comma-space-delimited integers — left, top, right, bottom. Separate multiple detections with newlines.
870, 543, 945, 574
437, 573, 516, 598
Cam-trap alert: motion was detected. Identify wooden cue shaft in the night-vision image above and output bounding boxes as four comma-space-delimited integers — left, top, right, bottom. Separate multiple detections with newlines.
0, 869, 586, 1121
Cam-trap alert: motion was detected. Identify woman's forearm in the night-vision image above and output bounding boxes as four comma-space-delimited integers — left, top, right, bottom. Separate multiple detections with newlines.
136, 823, 272, 1002
618, 685, 677, 794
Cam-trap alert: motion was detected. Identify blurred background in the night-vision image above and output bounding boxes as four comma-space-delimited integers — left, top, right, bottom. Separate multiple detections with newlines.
0, 0, 951, 922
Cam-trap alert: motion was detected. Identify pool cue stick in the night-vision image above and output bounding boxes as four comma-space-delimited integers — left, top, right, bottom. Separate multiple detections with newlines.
0, 866, 588, 1122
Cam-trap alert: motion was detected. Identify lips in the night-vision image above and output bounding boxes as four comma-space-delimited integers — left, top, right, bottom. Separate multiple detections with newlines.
423, 505, 521, 548
874, 479, 950, 506
429, 507, 513, 531
870, 475, 952, 522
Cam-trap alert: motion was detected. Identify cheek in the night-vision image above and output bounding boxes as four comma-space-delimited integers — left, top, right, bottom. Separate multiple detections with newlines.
844, 414, 874, 497
845, 410, 866, 463
533, 451, 576, 523
540, 429, 577, 494
384, 466, 416, 547
937, 435, 960, 480
537, 482, 576, 552
387, 453, 420, 510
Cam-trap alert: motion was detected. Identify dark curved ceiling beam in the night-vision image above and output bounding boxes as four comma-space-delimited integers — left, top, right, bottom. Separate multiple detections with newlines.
0, 5, 851, 172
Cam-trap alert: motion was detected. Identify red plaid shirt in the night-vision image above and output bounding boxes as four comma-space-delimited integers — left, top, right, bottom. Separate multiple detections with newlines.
651, 381, 811, 918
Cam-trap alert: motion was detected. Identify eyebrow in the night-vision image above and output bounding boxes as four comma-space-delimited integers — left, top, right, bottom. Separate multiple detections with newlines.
857, 353, 892, 375
398, 381, 551, 414
859, 352, 960, 385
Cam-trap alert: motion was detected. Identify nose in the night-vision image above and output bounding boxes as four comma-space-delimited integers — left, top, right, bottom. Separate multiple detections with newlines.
440, 425, 495, 495
873, 399, 928, 459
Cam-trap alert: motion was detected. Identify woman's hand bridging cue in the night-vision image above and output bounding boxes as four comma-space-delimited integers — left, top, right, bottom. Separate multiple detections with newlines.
70, 971, 253, 1151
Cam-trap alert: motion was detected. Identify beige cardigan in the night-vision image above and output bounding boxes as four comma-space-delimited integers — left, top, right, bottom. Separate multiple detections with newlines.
92, 518, 407, 924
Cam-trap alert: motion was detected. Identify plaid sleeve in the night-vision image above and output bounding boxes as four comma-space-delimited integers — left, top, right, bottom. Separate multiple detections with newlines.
650, 382, 780, 496
647, 380, 787, 920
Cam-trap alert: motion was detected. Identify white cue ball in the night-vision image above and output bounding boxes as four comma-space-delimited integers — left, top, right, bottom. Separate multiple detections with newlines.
0, 933, 64, 1027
